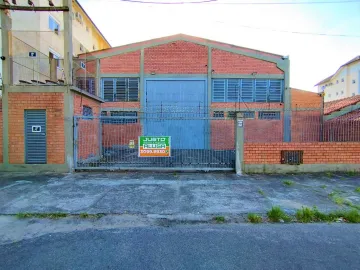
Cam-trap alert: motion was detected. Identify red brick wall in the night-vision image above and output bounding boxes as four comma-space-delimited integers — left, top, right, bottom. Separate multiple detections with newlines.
101, 102, 140, 109
244, 142, 360, 164
211, 120, 235, 150
144, 41, 208, 74
101, 51, 141, 74
76, 60, 96, 76
8, 92, 65, 164
212, 48, 283, 75
102, 123, 142, 149
73, 93, 102, 161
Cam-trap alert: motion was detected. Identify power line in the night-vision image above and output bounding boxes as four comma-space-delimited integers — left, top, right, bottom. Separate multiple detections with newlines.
109, 0, 360, 5
214, 21, 360, 38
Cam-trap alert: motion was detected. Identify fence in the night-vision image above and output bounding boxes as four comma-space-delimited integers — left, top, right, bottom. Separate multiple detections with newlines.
74, 110, 236, 170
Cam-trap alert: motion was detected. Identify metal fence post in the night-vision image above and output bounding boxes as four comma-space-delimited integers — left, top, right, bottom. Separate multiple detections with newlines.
235, 113, 245, 175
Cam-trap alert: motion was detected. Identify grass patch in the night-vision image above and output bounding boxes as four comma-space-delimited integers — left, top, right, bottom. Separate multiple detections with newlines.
355, 187, 360, 193
320, 185, 327, 189
213, 216, 225, 223
283, 180, 294, 187
325, 172, 333, 178
16, 212, 68, 219
296, 207, 331, 223
267, 206, 291, 222
346, 170, 357, 177
247, 213, 262, 223
79, 213, 104, 219
258, 189, 266, 196
329, 209, 360, 223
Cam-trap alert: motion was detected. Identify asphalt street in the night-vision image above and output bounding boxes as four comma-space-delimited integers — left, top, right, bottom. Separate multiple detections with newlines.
1, 224, 360, 270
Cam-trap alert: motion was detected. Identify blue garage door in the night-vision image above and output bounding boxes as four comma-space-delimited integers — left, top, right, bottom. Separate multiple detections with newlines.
145, 80, 207, 149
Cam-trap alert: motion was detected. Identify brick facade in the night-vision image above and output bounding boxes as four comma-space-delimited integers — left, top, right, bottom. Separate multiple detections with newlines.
244, 142, 360, 164
101, 51, 141, 74
211, 48, 283, 75
144, 41, 208, 74
102, 123, 142, 150
8, 92, 65, 164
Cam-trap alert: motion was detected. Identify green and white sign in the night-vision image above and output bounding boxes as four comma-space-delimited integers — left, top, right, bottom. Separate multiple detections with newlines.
138, 136, 171, 157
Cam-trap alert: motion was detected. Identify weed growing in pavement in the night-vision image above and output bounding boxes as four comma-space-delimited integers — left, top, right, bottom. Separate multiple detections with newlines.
325, 172, 333, 178
355, 187, 360, 193
320, 185, 327, 189
295, 206, 360, 223
267, 206, 291, 222
247, 213, 262, 223
79, 213, 104, 219
16, 212, 68, 219
346, 170, 357, 177
258, 189, 266, 196
283, 180, 294, 187
213, 216, 225, 223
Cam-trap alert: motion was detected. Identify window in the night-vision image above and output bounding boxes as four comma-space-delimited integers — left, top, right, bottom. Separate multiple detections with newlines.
102, 78, 139, 102
213, 111, 224, 118
341, 91, 344, 95
341, 78, 344, 82
336, 92, 338, 96
48, 16, 60, 34
352, 93, 356, 96
336, 80, 339, 84
93, 45, 96, 50
82, 106, 93, 117
352, 79, 356, 84
76, 77, 95, 95
101, 111, 107, 116
212, 79, 283, 103
228, 111, 255, 119
86, 26, 90, 32
105, 111, 138, 124
259, 111, 281, 120
49, 50, 60, 68
80, 44, 85, 52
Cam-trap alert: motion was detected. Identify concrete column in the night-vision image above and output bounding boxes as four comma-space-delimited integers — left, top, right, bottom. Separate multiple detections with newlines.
282, 58, 291, 142
235, 114, 245, 175
1, 10, 11, 166
63, 0, 73, 85
206, 46, 212, 149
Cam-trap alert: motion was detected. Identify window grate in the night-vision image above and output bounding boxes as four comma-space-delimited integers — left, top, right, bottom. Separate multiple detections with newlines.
82, 106, 93, 118
213, 111, 224, 118
281, 150, 303, 165
102, 111, 138, 124
259, 111, 280, 120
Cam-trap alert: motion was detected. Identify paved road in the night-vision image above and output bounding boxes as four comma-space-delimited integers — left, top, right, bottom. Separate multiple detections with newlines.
1, 224, 360, 270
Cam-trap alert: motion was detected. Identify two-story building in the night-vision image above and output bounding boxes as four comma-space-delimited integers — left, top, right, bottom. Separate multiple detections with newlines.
1, 0, 111, 85
315, 56, 360, 102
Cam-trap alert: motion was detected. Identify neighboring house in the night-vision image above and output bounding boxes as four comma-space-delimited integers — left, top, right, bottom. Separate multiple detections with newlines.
323, 95, 360, 141
315, 56, 360, 102
1, 0, 110, 84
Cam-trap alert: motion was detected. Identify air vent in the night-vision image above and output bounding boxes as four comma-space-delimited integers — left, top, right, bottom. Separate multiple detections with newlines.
281, 150, 303, 165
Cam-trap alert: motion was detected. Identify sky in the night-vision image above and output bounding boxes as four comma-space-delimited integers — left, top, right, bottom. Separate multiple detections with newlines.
79, 0, 360, 91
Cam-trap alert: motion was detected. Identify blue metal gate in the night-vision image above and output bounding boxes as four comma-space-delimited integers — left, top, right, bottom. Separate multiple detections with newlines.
25, 110, 47, 164
145, 79, 207, 149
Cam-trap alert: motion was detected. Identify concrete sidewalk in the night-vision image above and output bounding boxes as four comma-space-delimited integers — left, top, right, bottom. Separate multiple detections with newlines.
0, 172, 359, 216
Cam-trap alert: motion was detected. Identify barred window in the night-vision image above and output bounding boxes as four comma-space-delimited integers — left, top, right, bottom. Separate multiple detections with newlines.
103, 111, 138, 124
82, 106, 93, 118
76, 77, 95, 95
213, 111, 224, 118
101, 78, 139, 102
228, 111, 254, 119
212, 79, 283, 103
259, 111, 280, 120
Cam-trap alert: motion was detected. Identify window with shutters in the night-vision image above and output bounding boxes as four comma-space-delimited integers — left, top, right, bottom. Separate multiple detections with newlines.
212, 79, 283, 103
101, 78, 139, 102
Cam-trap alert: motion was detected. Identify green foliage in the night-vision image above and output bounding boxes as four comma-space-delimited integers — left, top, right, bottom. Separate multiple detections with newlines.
267, 206, 291, 222
325, 172, 333, 178
247, 213, 262, 223
355, 187, 360, 193
346, 170, 357, 177
214, 216, 225, 223
296, 206, 331, 223
258, 189, 265, 196
283, 180, 294, 187
320, 185, 327, 189
16, 212, 68, 219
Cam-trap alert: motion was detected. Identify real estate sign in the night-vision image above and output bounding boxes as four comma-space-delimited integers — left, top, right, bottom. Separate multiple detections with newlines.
138, 136, 171, 157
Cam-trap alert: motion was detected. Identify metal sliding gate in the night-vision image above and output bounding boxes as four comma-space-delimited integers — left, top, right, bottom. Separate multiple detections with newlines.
74, 111, 236, 171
